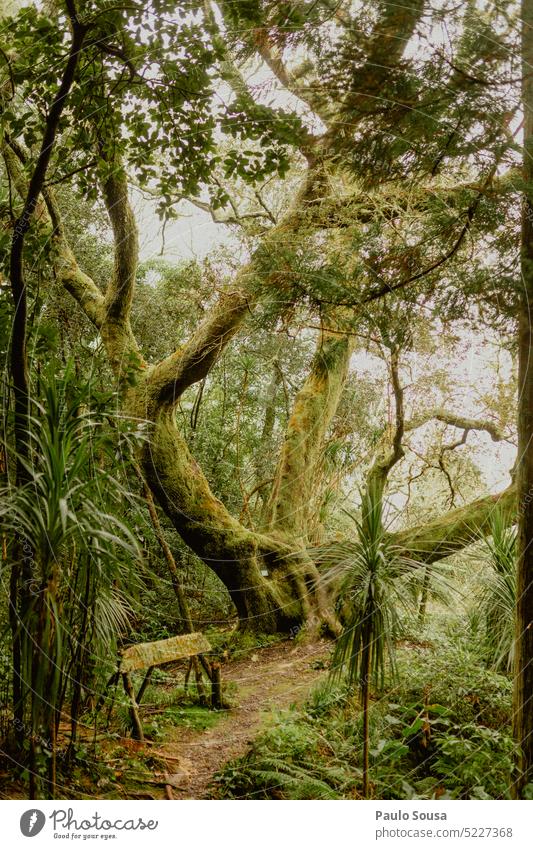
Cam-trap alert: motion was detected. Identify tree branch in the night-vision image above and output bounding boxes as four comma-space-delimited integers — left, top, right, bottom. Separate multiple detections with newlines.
101, 167, 139, 324
303, 169, 519, 232
187, 193, 274, 227
264, 328, 353, 539
389, 486, 516, 564
3, 140, 105, 328
366, 345, 405, 494
323, 0, 426, 143
206, 1, 319, 158
7, 7, 87, 479
147, 169, 323, 407
252, 26, 332, 129
405, 408, 506, 442
4, 138, 142, 377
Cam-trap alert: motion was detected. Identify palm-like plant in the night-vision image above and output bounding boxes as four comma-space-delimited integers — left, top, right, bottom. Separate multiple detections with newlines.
320, 485, 420, 797
0, 371, 141, 797
478, 510, 516, 672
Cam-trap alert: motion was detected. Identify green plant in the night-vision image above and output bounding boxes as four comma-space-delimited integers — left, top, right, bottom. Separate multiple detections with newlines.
321, 485, 420, 796
160, 705, 221, 732
0, 369, 142, 796
213, 620, 515, 802
213, 710, 354, 799
477, 510, 516, 671
432, 723, 515, 799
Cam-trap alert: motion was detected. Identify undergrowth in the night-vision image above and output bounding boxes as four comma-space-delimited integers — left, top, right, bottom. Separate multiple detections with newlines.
212, 631, 515, 800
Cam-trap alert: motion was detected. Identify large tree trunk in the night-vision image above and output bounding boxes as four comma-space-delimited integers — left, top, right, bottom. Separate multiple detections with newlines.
513, 0, 533, 798
133, 322, 353, 635
138, 404, 333, 633
264, 330, 353, 540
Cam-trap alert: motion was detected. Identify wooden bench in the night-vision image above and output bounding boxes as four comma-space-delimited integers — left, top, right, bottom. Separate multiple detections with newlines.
110, 632, 222, 741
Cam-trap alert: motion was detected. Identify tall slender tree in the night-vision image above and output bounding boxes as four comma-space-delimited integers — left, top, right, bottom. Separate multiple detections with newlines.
514, 0, 533, 799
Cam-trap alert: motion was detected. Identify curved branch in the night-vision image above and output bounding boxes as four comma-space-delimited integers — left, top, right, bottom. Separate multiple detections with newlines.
4, 140, 142, 376
405, 408, 506, 442
148, 170, 321, 407
389, 485, 516, 564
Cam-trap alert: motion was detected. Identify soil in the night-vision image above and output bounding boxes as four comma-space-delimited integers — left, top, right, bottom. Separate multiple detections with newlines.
155, 639, 330, 799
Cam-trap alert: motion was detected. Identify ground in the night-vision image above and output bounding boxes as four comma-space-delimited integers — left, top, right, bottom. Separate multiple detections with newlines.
0, 638, 330, 799
152, 639, 330, 799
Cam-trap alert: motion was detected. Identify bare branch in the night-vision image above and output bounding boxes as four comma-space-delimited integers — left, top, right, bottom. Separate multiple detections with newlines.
187, 194, 274, 227
8, 6, 88, 481
4, 139, 143, 376
405, 408, 506, 442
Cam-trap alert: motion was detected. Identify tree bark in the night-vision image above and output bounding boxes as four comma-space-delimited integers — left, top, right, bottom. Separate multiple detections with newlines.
389, 486, 515, 564
255, 357, 281, 518
513, 0, 533, 798
138, 404, 331, 633
264, 330, 353, 540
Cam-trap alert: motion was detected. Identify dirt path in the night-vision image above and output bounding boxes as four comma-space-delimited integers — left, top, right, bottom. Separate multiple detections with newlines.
158, 639, 330, 799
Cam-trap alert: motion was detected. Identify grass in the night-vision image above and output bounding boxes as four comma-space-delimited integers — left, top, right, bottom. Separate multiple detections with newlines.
158, 705, 222, 732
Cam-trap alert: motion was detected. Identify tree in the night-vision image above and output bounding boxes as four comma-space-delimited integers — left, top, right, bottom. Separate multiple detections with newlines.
514, 0, 533, 799
1, 0, 520, 636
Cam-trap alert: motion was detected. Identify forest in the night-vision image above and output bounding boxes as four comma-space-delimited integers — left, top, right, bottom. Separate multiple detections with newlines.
0, 0, 533, 803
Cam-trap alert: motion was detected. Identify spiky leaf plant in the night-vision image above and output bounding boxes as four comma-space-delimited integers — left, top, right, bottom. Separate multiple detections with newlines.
319, 484, 422, 797
0, 370, 142, 797
478, 510, 516, 673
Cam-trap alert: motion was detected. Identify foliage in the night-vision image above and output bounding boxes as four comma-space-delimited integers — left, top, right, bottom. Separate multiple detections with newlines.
476, 511, 517, 671
0, 369, 144, 792
0, 0, 525, 800
214, 628, 515, 800
323, 487, 421, 691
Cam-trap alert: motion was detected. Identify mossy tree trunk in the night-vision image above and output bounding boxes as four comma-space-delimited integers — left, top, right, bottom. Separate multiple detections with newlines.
389, 487, 516, 563
264, 331, 353, 541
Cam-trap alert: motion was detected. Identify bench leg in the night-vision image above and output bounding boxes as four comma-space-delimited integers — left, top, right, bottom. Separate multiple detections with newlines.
95, 671, 119, 713
122, 672, 144, 742
136, 666, 154, 705
211, 662, 223, 710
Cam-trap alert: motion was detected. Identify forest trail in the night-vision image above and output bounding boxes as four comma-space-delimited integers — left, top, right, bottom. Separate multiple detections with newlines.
155, 639, 330, 799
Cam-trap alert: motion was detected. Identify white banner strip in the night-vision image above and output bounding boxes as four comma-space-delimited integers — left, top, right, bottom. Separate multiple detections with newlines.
1, 799, 532, 849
